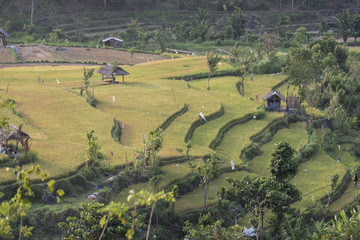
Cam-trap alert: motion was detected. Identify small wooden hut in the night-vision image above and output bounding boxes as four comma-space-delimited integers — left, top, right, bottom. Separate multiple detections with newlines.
97, 63, 129, 84
102, 37, 123, 48
262, 90, 285, 111
0, 28, 9, 47
0, 124, 30, 153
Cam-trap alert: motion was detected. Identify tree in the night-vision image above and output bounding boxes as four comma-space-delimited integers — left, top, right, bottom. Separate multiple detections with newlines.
229, 7, 247, 39
269, 141, 298, 183
59, 202, 131, 240
295, 27, 308, 44
333, 9, 352, 43
262, 32, 277, 55
30, 0, 34, 24
277, 14, 290, 39
146, 129, 163, 166
351, 14, 360, 42
0, 165, 63, 239
49, 27, 63, 45
189, 155, 221, 208
86, 130, 101, 168
83, 67, 94, 95
206, 51, 221, 90
193, 8, 211, 42
319, 19, 329, 36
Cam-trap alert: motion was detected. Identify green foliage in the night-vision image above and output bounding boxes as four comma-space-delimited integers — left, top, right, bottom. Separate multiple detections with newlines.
17, 150, 38, 165
333, 9, 352, 43
206, 51, 221, 90
59, 202, 130, 240
86, 130, 101, 168
183, 219, 243, 240
269, 141, 298, 182
111, 118, 122, 144
352, 14, 360, 42
146, 129, 163, 166
189, 155, 221, 208
157, 104, 188, 131
229, 7, 247, 39
0, 165, 61, 239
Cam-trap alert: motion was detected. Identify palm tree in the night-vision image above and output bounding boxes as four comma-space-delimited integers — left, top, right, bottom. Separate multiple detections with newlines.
206, 51, 221, 90
333, 9, 352, 43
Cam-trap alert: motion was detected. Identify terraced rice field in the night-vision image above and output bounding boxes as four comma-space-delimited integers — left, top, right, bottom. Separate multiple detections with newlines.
0, 55, 352, 215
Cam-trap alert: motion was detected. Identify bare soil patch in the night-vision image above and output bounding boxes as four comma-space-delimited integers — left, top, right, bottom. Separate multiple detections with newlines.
16, 45, 60, 62
43, 46, 165, 64
0, 48, 15, 62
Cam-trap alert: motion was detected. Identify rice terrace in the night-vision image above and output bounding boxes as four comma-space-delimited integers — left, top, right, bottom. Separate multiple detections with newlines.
1, 1, 360, 239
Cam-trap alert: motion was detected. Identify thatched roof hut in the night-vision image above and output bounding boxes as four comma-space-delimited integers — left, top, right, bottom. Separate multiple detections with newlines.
97, 63, 129, 84
0, 28, 9, 47
0, 28, 9, 38
262, 90, 285, 111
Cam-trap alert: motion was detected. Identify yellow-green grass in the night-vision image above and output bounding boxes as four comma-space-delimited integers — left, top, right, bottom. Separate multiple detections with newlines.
291, 129, 347, 210
0, 60, 286, 184
249, 122, 308, 177
215, 112, 284, 166
190, 74, 286, 151
328, 182, 359, 213
347, 46, 360, 53
326, 143, 357, 213
174, 171, 257, 212
112, 160, 198, 203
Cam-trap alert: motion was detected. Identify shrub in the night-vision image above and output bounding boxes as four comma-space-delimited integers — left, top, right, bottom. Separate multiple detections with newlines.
17, 150, 38, 165
243, 143, 262, 161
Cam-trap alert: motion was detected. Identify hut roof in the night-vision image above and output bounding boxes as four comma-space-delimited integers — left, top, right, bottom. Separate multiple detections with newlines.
0, 28, 9, 38
97, 63, 129, 76
102, 37, 123, 43
262, 90, 285, 102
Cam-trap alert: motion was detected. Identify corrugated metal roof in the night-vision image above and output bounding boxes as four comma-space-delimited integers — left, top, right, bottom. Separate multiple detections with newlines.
262, 90, 285, 101
102, 37, 123, 43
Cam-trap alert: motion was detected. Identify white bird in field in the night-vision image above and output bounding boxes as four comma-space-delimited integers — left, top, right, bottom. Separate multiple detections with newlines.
112, 96, 115, 103
56, 79, 60, 84
218, 62, 221, 66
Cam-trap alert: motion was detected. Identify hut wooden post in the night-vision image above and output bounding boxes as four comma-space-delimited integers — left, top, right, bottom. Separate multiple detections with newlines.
122, 75, 124, 84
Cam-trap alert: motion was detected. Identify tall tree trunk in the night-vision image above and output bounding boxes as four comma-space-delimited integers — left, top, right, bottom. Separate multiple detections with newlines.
292, 0, 294, 10
207, 73, 211, 90
203, 185, 207, 208
104, 0, 107, 8
146, 201, 157, 240
30, 0, 34, 24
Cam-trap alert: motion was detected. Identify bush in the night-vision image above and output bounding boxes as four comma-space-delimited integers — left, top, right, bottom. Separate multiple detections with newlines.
242, 143, 262, 161
17, 150, 38, 165
322, 131, 336, 155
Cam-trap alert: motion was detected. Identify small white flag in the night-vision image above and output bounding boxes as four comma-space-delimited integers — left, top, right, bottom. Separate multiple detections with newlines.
230, 160, 235, 170
112, 96, 115, 103
122, 122, 124, 128
199, 112, 207, 121
338, 145, 341, 151
56, 79, 60, 84
202, 105, 204, 109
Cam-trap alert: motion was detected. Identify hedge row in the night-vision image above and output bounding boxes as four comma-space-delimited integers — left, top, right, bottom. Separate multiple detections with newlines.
208, 108, 269, 150
241, 114, 301, 161
172, 69, 238, 81
272, 77, 289, 90
184, 104, 225, 143
111, 118, 122, 144
294, 129, 317, 164
157, 104, 188, 131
